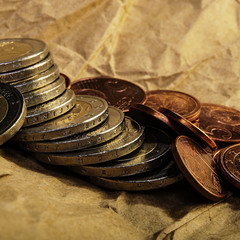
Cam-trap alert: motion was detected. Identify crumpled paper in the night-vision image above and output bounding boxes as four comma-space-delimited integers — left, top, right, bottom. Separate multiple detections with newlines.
1, 0, 240, 239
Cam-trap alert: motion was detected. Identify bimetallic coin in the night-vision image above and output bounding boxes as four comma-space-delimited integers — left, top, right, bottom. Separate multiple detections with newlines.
0, 38, 48, 73
71, 127, 172, 177
86, 160, 182, 191
11, 64, 59, 93
0, 53, 53, 82
33, 117, 144, 166
71, 77, 146, 112
172, 136, 228, 201
24, 89, 76, 127
14, 95, 108, 141
23, 75, 66, 107
20, 106, 124, 152
0, 82, 27, 145
60, 73, 71, 89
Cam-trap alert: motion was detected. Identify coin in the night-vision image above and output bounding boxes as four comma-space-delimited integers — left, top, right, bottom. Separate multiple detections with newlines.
60, 73, 71, 89
71, 126, 172, 177
23, 89, 76, 127
172, 135, 228, 201
20, 106, 125, 152
23, 75, 66, 107
0, 53, 53, 82
0, 82, 27, 145
198, 103, 240, 146
33, 117, 144, 166
10, 64, 59, 93
145, 90, 200, 121
0, 38, 48, 73
14, 95, 108, 141
71, 77, 146, 112
86, 160, 182, 191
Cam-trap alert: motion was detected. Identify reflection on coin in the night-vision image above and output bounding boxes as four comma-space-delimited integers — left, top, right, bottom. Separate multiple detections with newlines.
14, 95, 108, 141
24, 89, 76, 127
71, 127, 172, 177
23, 75, 66, 107
0, 82, 27, 145
172, 136, 228, 201
34, 117, 144, 166
20, 106, 125, 152
71, 77, 146, 112
86, 160, 182, 191
0, 38, 48, 73
60, 73, 71, 89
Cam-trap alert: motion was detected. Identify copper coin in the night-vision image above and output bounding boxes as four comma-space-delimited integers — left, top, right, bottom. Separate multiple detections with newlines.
172, 135, 228, 201
145, 90, 200, 122
219, 143, 240, 189
60, 73, 71, 89
198, 103, 240, 145
71, 77, 146, 112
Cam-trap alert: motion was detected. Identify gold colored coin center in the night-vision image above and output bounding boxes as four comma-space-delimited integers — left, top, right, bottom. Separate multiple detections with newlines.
0, 95, 8, 124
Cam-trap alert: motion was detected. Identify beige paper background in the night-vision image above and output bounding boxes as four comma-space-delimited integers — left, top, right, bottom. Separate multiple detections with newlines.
1, 0, 240, 239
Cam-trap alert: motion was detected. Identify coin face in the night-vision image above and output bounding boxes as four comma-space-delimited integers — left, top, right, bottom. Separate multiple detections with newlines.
172, 136, 228, 201
71, 77, 146, 112
145, 90, 200, 121
198, 103, 240, 145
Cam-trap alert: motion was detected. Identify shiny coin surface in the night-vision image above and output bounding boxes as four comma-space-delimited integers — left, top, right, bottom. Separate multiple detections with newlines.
71, 126, 172, 177
33, 117, 144, 166
14, 95, 108, 141
60, 73, 71, 89
145, 90, 200, 121
0, 38, 48, 73
11, 64, 59, 93
172, 135, 228, 201
0, 82, 26, 145
199, 103, 240, 146
24, 89, 76, 127
71, 77, 146, 112
23, 75, 66, 107
86, 160, 182, 191
0, 53, 53, 82
20, 106, 124, 152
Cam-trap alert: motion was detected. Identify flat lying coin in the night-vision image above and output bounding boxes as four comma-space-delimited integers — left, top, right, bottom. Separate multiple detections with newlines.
20, 106, 124, 152
86, 160, 182, 191
14, 95, 108, 141
0, 38, 48, 73
33, 117, 144, 166
71, 126, 172, 177
0, 82, 26, 145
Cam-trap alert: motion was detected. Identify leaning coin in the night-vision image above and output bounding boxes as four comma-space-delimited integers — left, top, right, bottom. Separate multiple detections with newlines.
86, 160, 182, 191
23, 89, 76, 127
33, 117, 144, 166
172, 135, 228, 201
0, 38, 48, 73
23, 75, 66, 107
0, 53, 53, 82
14, 95, 108, 141
71, 126, 172, 177
0, 82, 27, 145
20, 106, 124, 151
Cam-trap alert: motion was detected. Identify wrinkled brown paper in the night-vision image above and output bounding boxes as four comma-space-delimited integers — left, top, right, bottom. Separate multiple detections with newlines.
1, 0, 240, 239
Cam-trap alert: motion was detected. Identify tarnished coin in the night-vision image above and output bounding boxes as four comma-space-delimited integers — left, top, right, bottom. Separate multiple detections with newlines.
10, 64, 59, 93
86, 160, 182, 191
198, 103, 240, 146
60, 73, 71, 89
71, 77, 146, 112
0, 53, 53, 82
0, 38, 48, 73
33, 117, 144, 166
24, 89, 76, 127
219, 143, 240, 189
14, 95, 108, 141
145, 90, 200, 121
20, 106, 124, 152
71, 126, 172, 177
23, 75, 66, 107
172, 135, 228, 201
0, 82, 26, 145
